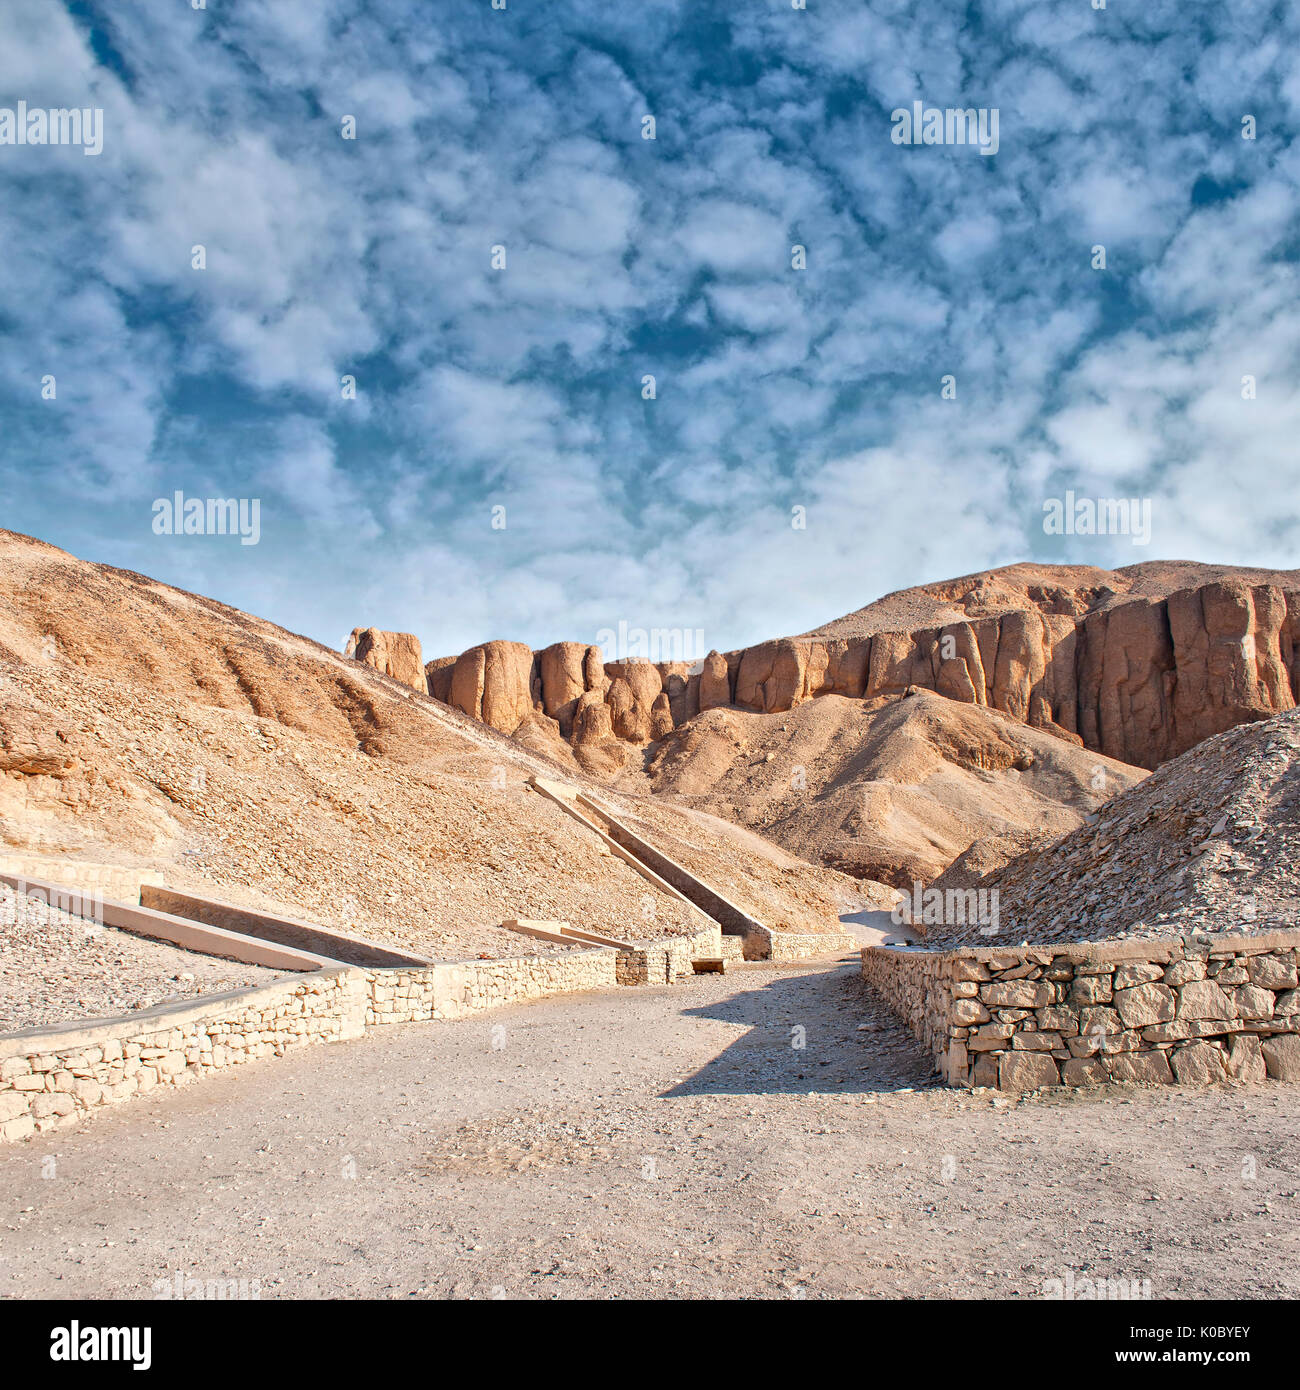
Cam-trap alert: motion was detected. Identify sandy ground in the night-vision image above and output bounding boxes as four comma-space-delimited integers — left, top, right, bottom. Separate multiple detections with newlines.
0, 899, 284, 1033
0, 959, 1297, 1300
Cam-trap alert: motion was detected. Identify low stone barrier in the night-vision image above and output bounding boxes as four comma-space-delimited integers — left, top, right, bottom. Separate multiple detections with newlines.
1, 873, 335, 973
0, 948, 621, 1144
575, 793, 774, 959
861, 930, 1300, 1092
0, 971, 367, 1145
367, 949, 618, 1024
770, 930, 858, 962
0, 857, 163, 901
615, 924, 725, 985
528, 777, 775, 959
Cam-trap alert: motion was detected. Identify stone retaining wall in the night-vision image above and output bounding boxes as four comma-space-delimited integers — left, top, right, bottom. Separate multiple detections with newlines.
367, 949, 618, 1024
769, 930, 858, 962
614, 924, 726, 985
141, 885, 432, 969
577, 794, 773, 959
862, 931, 1300, 1092
0, 857, 163, 901
0, 948, 621, 1144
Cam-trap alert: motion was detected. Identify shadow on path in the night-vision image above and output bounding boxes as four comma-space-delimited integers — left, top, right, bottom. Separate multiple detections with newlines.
662, 962, 935, 1098
838, 907, 920, 948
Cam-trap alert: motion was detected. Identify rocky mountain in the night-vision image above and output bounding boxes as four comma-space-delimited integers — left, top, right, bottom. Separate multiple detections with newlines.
360, 560, 1297, 886
392, 561, 1298, 773
0, 530, 868, 959
642, 689, 1145, 888
926, 705, 1300, 947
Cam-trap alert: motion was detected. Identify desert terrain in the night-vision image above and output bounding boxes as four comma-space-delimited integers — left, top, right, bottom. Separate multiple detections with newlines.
2, 960, 1296, 1301
2, 530, 1298, 1308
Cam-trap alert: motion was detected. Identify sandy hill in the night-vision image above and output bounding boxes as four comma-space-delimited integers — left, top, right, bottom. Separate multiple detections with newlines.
642, 689, 1145, 887
0, 530, 869, 960
926, 706, 1300, 947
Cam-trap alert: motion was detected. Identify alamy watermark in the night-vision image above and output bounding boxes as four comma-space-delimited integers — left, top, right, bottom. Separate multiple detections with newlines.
151, 1271, 261, 1300
1043, 491, 1151, 545
0, 102, 103, 156
1042, 1268, 1153, 1301
890, 102, 999, 156
1, 880, 105, 933
595, 621, 706, 664
152, 491, 261, 545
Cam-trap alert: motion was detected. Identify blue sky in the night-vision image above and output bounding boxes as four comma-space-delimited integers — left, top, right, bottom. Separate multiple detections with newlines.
1, 0, 1297, 658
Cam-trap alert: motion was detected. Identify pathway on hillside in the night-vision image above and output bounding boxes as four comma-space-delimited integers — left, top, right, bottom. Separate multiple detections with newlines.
1, 960, 1297, 1300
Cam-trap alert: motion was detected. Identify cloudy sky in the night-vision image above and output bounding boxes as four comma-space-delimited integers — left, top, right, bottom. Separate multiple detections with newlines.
1, 1, 1297, 658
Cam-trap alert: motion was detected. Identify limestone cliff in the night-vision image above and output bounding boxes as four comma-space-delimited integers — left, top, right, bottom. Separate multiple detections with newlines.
345, 628, 426, 694
404, 566, 1299, 773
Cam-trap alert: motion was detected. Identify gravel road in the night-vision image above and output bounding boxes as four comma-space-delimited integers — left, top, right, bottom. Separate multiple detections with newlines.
1, 959, 1297, 1300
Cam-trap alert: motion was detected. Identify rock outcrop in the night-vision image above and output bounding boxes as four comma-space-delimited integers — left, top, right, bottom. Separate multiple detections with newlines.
0, 528, 864, 964
408, 568, 1299, 774
345, 628, 426, 694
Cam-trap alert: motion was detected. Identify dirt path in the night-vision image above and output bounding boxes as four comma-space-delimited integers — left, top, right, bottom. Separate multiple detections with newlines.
1, 959, 1297, 1300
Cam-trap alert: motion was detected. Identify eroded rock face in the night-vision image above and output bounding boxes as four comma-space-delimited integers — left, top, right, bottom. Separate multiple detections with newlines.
538, 642, 588, 737
698, 651, 732, 711
424, 655, 456, 705
346, 629, 427, 694
444, 641, 535, 733
361, 577, 1300, 769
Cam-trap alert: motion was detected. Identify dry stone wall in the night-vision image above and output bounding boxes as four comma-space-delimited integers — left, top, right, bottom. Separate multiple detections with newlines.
610, 924, 747, 985
769, 930, 858, 961
0, 948, 621, 1144
862, 930, 1300, 1092
0, 970, 367, 1145
368, 949, 617, 1023
0, 857, 163, 901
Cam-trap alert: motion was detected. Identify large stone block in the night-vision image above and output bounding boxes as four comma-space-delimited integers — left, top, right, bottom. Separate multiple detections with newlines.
1061, 1058, 1108, 1086
1164, 959, 1207, 987
1106, 1052, 1173, 1086
951, 998, 990, 1026
0, 1093, 31, 1123
1248, 954, 1299, 991
1113, 983, 1176, 1028
1170, 1042, 1228, 1085
1226, 1035, 1267, 1084
1176, 980, 1236, 1021
1113, 962, 1165, 988
982, 980, 1052, 1009
998, 1052, 1060, 1092
1068, 975, 1113, 1005
1233, 985, 1275, 1020
1260, 1034, 1300, 1082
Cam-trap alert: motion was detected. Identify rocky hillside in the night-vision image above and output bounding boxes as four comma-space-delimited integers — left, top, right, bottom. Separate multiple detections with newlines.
376, 561, 1298, 774
352, 560, 1296, 888
926, 706, 1300, 947
0, 530, 869, 960
643, 689, 1145, 888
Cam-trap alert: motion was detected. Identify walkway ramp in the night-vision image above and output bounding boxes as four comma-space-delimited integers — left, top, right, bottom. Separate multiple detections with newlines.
529, 777, 773, 959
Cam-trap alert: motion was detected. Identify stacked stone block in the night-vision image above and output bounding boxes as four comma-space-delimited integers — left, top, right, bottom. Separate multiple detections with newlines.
0, 947, 623, 1144
862, 930, 1300, 1092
